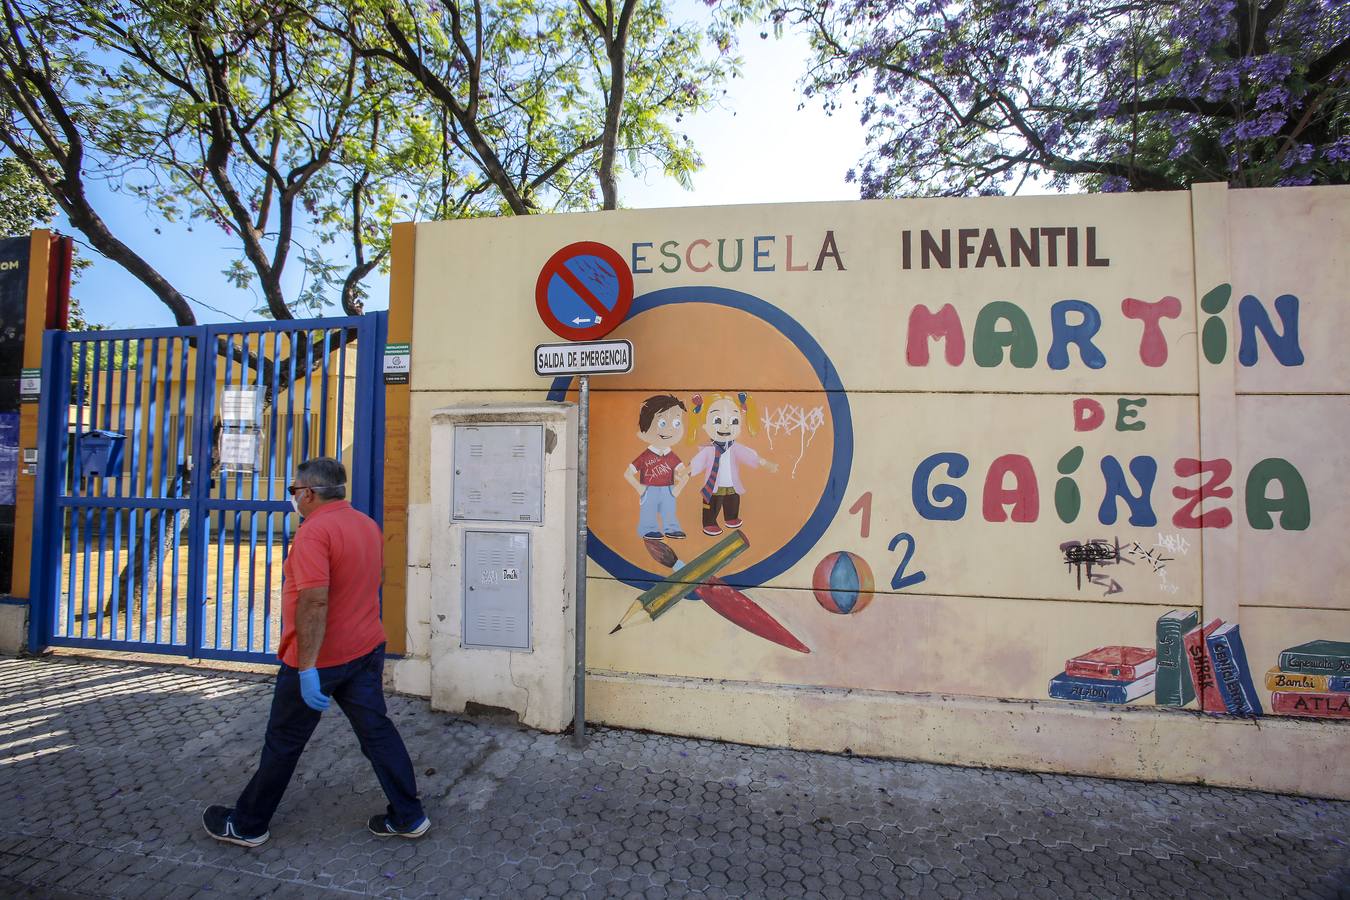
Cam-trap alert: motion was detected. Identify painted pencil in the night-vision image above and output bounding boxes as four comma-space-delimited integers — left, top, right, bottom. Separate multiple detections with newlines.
609, 533, 747, 633
609, 599, 648, 634
616, 529, 809, 653
631, 531, 748, 620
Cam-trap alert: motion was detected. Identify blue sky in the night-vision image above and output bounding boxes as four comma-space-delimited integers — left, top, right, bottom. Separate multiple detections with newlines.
58, 24, 868, 330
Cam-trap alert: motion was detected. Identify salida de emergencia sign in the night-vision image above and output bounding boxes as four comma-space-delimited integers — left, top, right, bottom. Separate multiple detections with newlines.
534, 339, 634, 377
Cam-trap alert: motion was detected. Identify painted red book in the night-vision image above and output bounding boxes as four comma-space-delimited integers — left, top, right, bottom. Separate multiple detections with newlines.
1065, 646, 1157, 681
1184, 619, 1226, 713
1271, 691, 1350, 719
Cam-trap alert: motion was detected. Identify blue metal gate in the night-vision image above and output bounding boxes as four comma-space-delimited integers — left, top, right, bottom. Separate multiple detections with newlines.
27, 313, 387, 662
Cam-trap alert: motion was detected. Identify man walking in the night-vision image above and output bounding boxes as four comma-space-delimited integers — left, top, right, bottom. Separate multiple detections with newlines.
203, 457, 428, 847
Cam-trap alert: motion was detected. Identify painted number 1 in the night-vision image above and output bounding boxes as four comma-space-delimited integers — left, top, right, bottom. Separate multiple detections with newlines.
888, 532, 927, 590
849, 492, 872, 538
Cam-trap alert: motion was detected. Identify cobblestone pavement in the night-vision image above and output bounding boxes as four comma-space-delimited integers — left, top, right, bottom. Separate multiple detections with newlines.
1, 656, 1348, 900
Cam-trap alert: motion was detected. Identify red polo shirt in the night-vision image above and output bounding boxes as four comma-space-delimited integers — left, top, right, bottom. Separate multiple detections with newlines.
278, 500, 387, 669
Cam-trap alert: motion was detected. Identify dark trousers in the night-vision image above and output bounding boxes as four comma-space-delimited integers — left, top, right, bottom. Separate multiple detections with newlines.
702, 490, 741, 528
232, 644, 424, 836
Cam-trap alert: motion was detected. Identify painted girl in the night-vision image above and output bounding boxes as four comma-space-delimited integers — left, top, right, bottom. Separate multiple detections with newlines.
687, 392, 779, 536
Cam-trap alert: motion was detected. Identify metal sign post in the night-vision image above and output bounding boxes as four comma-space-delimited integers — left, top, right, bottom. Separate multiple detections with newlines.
534, 241, 635, 748
573, 374, 589, 746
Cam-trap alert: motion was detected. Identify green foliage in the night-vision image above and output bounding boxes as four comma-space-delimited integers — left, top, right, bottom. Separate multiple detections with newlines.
0, 0, 737, 324
73, 0, 412, 317
0, 156, 54, 236
327, 0, 736, 214
0, 158, 92, 321
65, 296, 97, 331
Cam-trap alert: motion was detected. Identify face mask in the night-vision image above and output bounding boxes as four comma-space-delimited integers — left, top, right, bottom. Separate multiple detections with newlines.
290, 495, 301, 516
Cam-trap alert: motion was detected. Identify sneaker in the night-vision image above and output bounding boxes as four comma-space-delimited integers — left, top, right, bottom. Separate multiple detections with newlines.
724, 518, 743, 529
643, 531, 664, 539
202, 805, 269, 848
702, 525, 723, 536
663, 530, 686, 540
368, 814, 430, 839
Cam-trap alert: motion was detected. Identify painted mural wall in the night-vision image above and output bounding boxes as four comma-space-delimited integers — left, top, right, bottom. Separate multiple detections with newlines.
401, 185, 1350, 729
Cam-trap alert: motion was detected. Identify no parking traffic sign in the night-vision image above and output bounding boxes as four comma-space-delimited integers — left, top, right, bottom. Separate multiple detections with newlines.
534, 241, 634, 341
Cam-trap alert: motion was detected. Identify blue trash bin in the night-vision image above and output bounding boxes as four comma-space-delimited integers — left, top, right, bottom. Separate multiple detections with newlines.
78, 430, 126, 478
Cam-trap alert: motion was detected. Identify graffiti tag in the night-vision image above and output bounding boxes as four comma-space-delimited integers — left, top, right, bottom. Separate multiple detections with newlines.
1123, 540, 1180, 594
1061, 536, 1185, 596
1123, 541, 1172, 574
1060, 538, 1129, 595
762, 404, 826, 478
1155, 532, 1192, 556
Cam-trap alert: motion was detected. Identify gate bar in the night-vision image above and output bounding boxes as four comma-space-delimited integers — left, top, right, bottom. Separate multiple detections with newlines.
185, 325, 212, 657
27, 331, 64, 652
110, 338, 130, 640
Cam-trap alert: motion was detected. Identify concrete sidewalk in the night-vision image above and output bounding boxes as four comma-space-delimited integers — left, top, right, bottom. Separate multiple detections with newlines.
0, 655, 1347, 899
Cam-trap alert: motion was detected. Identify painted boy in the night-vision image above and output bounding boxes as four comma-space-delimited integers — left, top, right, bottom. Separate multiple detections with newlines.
624, 394, 689, 539
687, 392, 778, 536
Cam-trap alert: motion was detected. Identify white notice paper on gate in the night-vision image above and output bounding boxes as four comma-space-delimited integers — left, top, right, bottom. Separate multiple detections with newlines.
219, 430, 259, 472
221, 387, 262, 425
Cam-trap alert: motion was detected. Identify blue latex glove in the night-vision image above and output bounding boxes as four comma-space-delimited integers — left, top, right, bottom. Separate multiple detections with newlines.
298, 668, 330, 711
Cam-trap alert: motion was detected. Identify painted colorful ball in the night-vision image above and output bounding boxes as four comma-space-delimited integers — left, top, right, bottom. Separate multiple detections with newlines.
812, 551, 875, 615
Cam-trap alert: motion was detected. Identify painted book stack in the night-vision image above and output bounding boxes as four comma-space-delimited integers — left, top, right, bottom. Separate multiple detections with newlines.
1155, 609, 1199, 706
1206, 622, 1263, 717
1266, 640, 1350, 719
1048, 646, 1157, 704
1182, 617, 1263, 716
1183, 618, 1226, 713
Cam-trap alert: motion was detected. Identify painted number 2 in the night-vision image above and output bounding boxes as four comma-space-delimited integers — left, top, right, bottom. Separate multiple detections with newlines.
888, 532, 927, 590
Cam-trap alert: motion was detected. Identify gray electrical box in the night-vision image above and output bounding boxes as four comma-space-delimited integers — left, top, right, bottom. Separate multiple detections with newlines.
463, 530, 531, 650
452, 424, 544, 523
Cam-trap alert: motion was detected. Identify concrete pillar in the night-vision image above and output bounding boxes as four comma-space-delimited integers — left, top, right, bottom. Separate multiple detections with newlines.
1191, 182, 1240, 626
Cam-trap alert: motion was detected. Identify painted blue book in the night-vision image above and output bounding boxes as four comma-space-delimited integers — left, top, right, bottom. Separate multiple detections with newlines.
1048, 671, 1156, 704
1206, 623, 1263, 716
1155, 609, 1199, 706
